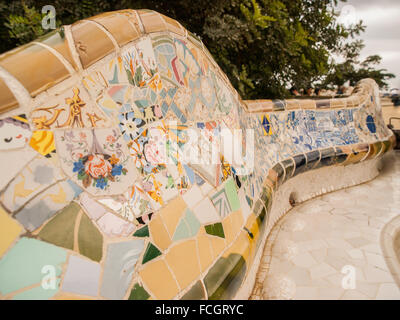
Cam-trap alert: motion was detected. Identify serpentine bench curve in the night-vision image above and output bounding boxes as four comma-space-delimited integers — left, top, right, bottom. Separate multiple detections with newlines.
0, 9, 396, 300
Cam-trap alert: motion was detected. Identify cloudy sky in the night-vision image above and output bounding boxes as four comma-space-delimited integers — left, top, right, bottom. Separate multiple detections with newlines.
336, 0, 400, 91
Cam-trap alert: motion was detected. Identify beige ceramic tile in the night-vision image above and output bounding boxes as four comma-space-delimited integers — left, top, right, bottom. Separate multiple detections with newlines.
139, 259, 180, 299
149, 213, 171, 251
0, 206, 22, 257
165, 240, 201, 289
160, 196, 186, 236
196, 229, 215, 272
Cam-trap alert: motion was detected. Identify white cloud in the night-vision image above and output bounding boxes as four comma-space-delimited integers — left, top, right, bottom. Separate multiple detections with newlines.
336, 0, 400, 89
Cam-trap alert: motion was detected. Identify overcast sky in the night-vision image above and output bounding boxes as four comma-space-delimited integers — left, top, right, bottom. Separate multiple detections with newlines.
336, 0, 400, 91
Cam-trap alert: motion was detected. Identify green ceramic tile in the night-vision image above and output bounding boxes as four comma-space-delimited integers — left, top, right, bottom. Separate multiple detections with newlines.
172, 219, 191, 241
133, 225, 149, 237
78, 212, 103, 262
181, 281, 205, 300
224, 178, 240, 211
0, 238, 67, 295
185, 209, 201, 236
173, 209, 201, 241
203, 253, 246, 300
37, 202, 80, 250
204, 222, 225, 238
142, 242, 162, 264
128, 283, 150, 300
12, 279, 61, 300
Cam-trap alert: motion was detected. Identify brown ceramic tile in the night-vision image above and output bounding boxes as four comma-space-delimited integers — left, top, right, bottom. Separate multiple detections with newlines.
316, 99, 331, 109
244, 100, 259, 112
285, 99, 301, 110
0, 79, 18, 114
161, 14, 185, 36
257, 100, 274, 112
89, 12, 140, 47
330, 98, 347, 108
71, 20, 115, 69
37, 29, 78, 70
138, 10, 166, 33
121, 10, 143, 34
299, 99, 316, 109
0, 43, 70, 97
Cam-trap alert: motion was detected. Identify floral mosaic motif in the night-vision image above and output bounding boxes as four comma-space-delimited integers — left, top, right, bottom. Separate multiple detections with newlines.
73, 153, 127, 190
118, 104, 163, 141
122, 38, 162, 91
54, 128, 137, 195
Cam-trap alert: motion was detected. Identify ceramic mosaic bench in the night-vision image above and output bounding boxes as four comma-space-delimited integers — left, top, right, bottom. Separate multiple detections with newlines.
0, 9, 396, 300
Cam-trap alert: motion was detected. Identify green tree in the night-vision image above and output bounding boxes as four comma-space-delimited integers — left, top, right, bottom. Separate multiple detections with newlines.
0, 0, 395, 98
323, 42, 395, 90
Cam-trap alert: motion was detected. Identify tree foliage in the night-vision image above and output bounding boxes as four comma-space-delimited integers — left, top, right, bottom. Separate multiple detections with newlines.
0, 0, 395, 98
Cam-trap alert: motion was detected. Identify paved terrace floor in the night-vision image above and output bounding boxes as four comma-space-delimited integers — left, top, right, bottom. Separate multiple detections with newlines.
382, 105, 400, 125
251, 151, 400, 300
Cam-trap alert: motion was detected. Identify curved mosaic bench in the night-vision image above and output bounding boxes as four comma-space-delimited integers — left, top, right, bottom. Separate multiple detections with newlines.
0, 9, 396, 300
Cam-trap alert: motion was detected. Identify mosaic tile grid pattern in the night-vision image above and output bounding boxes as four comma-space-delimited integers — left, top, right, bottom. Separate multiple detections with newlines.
0, 9, 397, 300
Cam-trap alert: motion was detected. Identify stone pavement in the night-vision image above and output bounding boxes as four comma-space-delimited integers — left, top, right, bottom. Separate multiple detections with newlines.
382, 105, 400, 126
251, 151, 400, 300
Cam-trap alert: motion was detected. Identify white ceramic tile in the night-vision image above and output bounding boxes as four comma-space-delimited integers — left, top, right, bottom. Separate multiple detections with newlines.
192, 197, 220, 224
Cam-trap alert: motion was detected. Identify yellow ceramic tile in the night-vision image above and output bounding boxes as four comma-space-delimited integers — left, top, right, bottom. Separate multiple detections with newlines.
223, 231, 251, 263
0, 207, 22, 257
165, 240, 200, 289
209, 235, 226, 258
196, 233, 214, 272
139, 259, 179, 299
29, 131, 56, 156
244, 213, 260, 244
149, 214, 171, 251
230, 210, 244, 235
222, 216, 234, 244
160, 196, 186, 237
